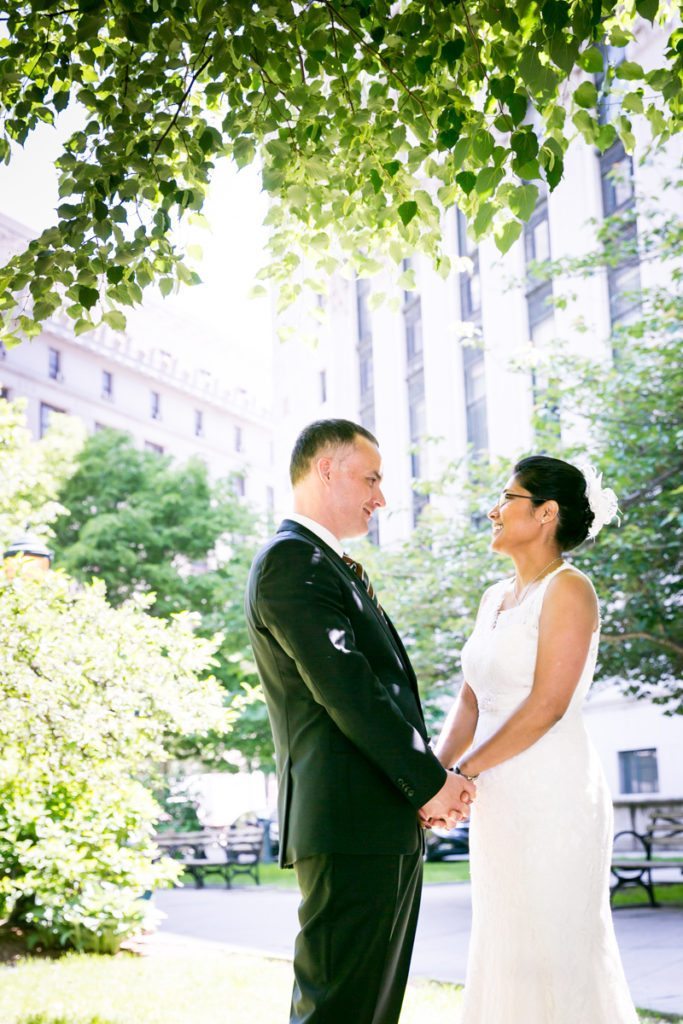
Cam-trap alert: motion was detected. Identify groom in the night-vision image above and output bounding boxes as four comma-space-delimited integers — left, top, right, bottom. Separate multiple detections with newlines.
245, 419, 475, 1024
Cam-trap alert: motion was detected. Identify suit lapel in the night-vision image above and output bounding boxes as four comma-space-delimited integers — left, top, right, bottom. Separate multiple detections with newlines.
277, 520, 419, 691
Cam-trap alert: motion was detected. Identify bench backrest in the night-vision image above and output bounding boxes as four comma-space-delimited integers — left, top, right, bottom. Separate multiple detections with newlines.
646, 812, 683, 853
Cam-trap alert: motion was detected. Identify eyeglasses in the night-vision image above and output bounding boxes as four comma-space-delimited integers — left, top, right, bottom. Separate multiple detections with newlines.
496, 491, 550, 508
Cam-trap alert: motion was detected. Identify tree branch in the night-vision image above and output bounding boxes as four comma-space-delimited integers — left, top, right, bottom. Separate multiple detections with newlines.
328, 8, 355, 113
322, 0, 435, 130
620, 464, 683, 509
601, 632, 683, 658
153, 53, 212, 156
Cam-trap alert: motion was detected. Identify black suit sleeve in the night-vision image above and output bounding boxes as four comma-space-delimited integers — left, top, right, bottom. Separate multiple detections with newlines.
253, 538, 446, 808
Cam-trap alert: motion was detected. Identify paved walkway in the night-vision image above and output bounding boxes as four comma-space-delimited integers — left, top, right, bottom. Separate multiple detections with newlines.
154, 882, 683, 1017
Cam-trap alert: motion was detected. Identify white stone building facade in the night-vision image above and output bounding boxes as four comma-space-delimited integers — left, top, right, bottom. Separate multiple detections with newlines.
0, 213, 274, 513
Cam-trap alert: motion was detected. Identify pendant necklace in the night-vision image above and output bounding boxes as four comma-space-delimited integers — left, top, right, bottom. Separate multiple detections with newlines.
513, 556, 564, 606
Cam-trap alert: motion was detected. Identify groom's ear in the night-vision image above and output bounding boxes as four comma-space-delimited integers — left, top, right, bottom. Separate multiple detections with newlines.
316, 456, 333, 486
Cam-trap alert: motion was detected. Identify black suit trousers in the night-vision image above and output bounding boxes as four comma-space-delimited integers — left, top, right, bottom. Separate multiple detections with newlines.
290, 837, 424, 1024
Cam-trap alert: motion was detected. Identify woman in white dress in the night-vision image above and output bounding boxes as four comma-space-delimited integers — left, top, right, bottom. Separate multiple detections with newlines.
433, 455, 638, 1024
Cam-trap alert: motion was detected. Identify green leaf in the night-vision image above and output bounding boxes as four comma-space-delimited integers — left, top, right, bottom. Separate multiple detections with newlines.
506, 93, 528, 124
615, 61, 645, 81
383, 160, 401, 177
397, 201, 418, 226
596, 124, 617, 152
74, 318, 96, 335
510, 184, 539, 222
456, 171, 476, 195
621, 92, 644, 114
494, 220, 523, 254
102, 310, 126, 332
78, 286, 99, 310
472, 130, 494, 163
573, 109, 599, 143
574, 81, 598, 108
475, 166, 504, 196
441, 38, 465, 65
369, 169, 382, 194
473, 202, 494, 238
578, 47, 604, 73
635, 0, 659, 22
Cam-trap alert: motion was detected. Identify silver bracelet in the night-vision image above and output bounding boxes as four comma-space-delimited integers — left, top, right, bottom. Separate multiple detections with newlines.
455, 764, 479, 782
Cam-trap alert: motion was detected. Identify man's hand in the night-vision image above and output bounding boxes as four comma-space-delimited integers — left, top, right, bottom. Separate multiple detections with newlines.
419, 771, 476, 830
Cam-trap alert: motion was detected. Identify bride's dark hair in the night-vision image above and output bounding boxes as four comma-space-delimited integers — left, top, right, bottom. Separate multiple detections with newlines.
513, 455, 594, 551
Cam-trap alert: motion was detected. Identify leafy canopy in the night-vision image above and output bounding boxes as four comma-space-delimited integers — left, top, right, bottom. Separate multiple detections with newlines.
0, 0, 681, 342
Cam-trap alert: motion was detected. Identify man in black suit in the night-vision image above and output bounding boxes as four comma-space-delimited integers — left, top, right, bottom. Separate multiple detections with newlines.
245, 419, 475, 1024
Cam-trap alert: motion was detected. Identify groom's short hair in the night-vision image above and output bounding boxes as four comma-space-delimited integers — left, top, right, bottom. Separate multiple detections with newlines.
290, 419, 378, 485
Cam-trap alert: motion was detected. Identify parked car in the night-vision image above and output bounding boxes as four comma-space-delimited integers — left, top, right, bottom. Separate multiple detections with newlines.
424, 819, 470, 862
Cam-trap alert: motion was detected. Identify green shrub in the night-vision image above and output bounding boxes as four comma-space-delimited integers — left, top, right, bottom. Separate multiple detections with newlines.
0, 571, 231, 953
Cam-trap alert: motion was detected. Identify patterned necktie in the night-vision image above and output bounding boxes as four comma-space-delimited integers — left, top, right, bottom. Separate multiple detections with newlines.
342, 554, 382, 613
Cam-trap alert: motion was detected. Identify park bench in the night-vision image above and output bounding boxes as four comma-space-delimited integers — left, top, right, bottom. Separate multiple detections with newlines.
155, 820, 264, 889
610, 809, 683, 907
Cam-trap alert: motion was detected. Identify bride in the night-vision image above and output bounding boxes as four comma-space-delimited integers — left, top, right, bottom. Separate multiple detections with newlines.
434, 455, 638, 1024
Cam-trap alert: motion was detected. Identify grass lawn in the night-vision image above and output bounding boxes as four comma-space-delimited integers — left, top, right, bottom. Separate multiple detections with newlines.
0, 949, 679, 1024
227, 858, 472, 889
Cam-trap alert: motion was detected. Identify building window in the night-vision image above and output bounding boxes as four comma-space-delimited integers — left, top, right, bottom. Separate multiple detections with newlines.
404, 296, 423, 364
600, 141, 641, 327
144, 441, 164, 454
102, 370, 113, 400
234, 425, 243, 452
194, 409, 204, 437
457, 211, 482, 322
524, 194, 551, 267
235, 475, 246, 498
463, 348, 489, 454
39, 401, 65, 438
319, 370, 327, 405
0, 386, 9, 400
619, 749, 659, 794
150, 390, 161, 420
48, 347, 61, 381
356, 277, 377, 449
601, 143, 635, 217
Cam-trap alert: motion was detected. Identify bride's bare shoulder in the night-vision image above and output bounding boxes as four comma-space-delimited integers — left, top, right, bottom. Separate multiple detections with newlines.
546, 565, 598, 615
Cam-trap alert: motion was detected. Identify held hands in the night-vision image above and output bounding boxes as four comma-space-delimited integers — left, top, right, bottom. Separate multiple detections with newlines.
418, 771, 476, 831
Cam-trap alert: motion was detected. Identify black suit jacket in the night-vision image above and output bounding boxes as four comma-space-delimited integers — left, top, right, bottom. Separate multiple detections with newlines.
245, 519, 447, 867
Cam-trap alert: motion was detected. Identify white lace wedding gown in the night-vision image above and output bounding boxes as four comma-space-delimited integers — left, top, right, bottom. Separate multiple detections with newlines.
458, 564, 639, 1024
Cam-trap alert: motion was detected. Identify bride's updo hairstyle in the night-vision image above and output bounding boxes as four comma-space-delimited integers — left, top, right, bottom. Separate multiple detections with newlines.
513, 455, 594, 551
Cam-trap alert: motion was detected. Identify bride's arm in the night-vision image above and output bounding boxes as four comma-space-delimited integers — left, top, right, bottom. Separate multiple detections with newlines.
457, 571, 598, 778
433, 682, 479, 769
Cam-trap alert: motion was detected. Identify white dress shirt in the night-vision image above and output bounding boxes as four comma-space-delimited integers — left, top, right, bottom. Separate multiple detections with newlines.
286, 512, 344, 559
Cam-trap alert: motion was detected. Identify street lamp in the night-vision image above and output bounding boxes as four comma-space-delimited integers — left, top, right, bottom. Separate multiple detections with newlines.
3, 530, 53, 580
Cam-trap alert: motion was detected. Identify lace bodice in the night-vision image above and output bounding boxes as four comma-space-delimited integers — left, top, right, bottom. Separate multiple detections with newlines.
461, 563, 599, 720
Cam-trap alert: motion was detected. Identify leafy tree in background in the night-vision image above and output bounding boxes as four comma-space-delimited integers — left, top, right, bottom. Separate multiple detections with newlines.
0, 398, 231, 952
0, 395, 84, 543
0, 0, 680, 342
360, 189, 682, 721
52, 427, 274, 767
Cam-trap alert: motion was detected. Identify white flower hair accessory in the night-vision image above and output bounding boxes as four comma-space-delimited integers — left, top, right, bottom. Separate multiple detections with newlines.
580, 463, 621, 540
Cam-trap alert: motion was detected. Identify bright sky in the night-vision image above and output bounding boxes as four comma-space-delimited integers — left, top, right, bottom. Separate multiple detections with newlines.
0, 109, 274, 404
